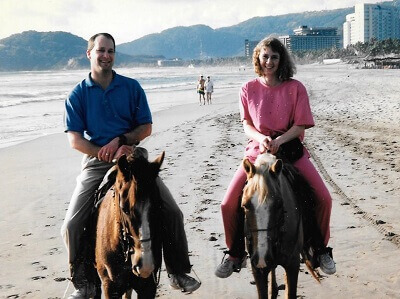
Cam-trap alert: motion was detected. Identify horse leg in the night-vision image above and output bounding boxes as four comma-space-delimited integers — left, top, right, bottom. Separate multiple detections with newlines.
136, 277, 157, 299
268, 269, 278, 299
103, 280, 123, 299
283, 261, 300, 299
251, 265, 269, 299
93, 271, 102, 299
122, 289, 132, 299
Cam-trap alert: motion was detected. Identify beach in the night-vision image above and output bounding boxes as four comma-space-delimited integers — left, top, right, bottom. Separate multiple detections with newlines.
0, 63, 399, 298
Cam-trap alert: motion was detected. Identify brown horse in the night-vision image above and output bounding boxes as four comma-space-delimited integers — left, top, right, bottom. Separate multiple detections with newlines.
95, 148, 164, 298
242, 153, 321, 299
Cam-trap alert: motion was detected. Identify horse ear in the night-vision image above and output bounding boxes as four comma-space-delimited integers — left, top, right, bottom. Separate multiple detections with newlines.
242, 158, 256, 179
117, 154, 130, 180
153, 151, 165, 167
150, 151, 165, 176
270, 159, 283, 175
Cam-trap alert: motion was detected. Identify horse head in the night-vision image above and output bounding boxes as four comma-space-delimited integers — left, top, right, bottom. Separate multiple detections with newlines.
115, 148, 165, 279
242, 153, 284, 270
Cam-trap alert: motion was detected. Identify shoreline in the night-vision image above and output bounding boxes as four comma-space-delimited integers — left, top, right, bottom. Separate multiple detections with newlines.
0, 92, 239, 150
0, 65, 253, 150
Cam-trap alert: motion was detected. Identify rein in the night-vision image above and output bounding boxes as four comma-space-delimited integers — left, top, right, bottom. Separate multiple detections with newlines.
112, 186, 161, 286
248, 221, 283, 233
246, 187, 302, 261
246, 206, 285, 234
112, 187, 136, 262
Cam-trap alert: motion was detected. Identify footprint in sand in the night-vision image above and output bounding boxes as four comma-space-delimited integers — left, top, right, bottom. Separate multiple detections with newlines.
31, 276, 46, 280
32, 261, 48, 271
0, 284, 14, 290
47, 247, 61, 256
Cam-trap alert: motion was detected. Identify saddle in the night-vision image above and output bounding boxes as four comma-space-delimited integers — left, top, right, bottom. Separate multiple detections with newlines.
93, 166, 118, 209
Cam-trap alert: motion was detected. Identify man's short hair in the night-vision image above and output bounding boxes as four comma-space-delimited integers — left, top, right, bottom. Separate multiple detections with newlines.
87, 33, 116, 52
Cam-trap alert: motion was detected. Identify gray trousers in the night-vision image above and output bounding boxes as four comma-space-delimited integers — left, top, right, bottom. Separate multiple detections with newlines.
61, 154, 191, 276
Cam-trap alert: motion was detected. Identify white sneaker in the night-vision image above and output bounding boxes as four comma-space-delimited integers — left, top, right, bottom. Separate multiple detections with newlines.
215, 256, 246, 278
318, 252, 336, 275
169, 273, 201, 293
67, 283, 96, 299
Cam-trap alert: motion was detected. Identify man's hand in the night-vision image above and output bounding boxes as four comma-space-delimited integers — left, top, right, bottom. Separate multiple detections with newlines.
113, 145, 134, 161
98, 138, 120, 162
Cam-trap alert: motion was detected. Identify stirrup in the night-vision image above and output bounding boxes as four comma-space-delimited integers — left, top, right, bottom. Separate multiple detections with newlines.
220, 250, 246, 273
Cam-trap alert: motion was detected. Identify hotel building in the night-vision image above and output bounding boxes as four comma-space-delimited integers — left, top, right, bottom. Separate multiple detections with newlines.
280, 26, 340, 52
244, 25, 339, 56
343, 3, 400, 48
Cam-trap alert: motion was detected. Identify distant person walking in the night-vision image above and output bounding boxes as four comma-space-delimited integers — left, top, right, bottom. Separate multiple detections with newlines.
204, 76, 214, 104
197, 75, 205, 105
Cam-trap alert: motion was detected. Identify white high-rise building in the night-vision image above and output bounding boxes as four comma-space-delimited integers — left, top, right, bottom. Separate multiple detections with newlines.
343, 3, 400, 48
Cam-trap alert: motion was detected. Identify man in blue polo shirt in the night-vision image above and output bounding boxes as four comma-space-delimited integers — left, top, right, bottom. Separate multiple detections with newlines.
62, 33, 200, 298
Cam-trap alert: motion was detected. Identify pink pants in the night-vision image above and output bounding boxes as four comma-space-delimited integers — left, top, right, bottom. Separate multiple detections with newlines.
221, 154, 332, 258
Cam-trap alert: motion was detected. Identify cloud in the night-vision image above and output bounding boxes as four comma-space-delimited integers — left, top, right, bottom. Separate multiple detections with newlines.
0, 0, 386, 43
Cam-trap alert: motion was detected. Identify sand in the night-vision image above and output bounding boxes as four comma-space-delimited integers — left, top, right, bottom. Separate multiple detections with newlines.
0, 63, 399, 298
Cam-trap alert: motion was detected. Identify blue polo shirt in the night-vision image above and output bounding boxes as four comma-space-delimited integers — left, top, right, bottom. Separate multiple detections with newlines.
64, 71, 152, 146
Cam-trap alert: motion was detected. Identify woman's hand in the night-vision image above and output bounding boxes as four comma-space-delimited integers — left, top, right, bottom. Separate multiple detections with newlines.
259, 136, 282, 154
267, 138, 282, 155
259, 136, 272, 153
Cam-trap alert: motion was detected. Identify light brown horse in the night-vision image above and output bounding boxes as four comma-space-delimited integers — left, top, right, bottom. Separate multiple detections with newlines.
242, 153, 321, 299
95, 149, 164, 298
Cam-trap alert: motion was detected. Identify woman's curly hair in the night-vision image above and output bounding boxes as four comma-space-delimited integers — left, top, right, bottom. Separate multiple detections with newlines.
253, 36, 296, 81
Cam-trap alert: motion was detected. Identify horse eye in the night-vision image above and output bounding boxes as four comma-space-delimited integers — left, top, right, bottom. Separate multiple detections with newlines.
242, 199, 251, 209
122, 205, 130, 214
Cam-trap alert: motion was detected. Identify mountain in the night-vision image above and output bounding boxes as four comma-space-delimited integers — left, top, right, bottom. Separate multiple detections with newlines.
0, 31, 164, 71
118, 0, 400, 59
118, 25, 244, 60
118, 7, 355, 58
1, 0, 399, 70
217, 8, 354, 41
0, 31, 87, 71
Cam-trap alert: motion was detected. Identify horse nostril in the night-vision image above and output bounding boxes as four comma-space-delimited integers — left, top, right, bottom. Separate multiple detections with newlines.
131, 265, 139, 276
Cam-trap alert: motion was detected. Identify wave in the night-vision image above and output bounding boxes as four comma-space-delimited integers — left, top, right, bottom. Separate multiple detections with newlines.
0, 94, 66, 108
142, 81, 194, 91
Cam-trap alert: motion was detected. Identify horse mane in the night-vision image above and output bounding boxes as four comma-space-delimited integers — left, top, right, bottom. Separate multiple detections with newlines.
254, 153, 317, 211
280, 163, 317, 212
243, 153, 317, 213
243, 154, 277, 206
242, 170, 268, 206
115, 152, 163, 218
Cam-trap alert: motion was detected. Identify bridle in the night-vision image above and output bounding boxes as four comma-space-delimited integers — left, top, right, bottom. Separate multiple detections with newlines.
245, 188, 302, 261
112, 184, 161, 285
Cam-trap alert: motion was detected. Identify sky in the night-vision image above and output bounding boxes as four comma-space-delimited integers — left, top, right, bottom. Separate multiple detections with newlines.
0, 0, 388, 44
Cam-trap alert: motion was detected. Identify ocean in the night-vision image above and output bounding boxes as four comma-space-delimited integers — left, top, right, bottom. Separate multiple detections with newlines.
0, 66, 253, 148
